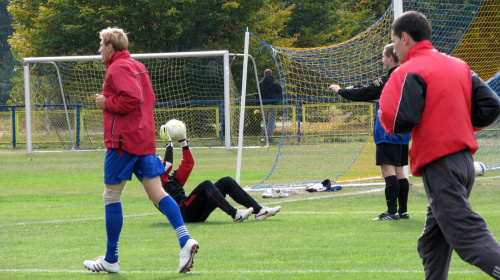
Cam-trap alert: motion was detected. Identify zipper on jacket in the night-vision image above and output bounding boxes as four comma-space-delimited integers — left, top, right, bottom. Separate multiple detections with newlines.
110, 114, 116, 149
118, 135, 123, 156
134, 72, 147, 105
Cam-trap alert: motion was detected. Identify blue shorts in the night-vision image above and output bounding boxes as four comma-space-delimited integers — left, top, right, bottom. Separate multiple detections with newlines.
104, 149, 165, 185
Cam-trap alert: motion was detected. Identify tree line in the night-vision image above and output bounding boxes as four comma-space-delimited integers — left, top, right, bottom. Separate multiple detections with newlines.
1, 0, 390, 105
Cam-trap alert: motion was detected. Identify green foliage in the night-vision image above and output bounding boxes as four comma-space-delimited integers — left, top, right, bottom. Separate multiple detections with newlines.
0, 0, 17, 105
7, 0, 267, 58
6, 0, 393, 105
281, 0, 390, 47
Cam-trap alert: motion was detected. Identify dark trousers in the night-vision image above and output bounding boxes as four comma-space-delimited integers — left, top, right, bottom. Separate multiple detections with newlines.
180, 176, 262, 222
418, 149, 500, 280
261, 107, 277, 140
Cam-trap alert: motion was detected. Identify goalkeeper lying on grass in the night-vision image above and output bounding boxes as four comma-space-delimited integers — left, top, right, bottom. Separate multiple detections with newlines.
155, 119, 281, 223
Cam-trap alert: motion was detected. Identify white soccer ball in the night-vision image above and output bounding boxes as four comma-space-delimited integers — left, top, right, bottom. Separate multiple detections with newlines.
164, 119, 186, 142
474, 161, 486, 176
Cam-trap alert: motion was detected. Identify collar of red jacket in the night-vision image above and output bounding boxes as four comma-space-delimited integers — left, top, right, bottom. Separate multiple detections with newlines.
106, 50, 131, 68
405, 40, 433, 62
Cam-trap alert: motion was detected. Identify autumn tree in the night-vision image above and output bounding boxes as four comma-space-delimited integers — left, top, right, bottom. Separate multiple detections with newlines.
7, 0, 391, 104
0, 0, 17, 104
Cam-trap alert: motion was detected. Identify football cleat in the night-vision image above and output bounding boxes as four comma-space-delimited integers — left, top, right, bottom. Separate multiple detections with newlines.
233, 207, 254, 222
83, 256, 120, 273
372, 212, 400, 221
399, 212, 410, 219
255, 206, 281, 221
178, 239, 199, 273
262, 189, 289, 198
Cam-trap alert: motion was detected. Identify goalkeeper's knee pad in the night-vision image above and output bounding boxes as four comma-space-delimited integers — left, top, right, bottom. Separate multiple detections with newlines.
103, 188, 122, 205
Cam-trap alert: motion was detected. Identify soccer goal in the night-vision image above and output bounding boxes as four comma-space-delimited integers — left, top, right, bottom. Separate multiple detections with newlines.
243, 0, 500, 189
22, 50, 267, 153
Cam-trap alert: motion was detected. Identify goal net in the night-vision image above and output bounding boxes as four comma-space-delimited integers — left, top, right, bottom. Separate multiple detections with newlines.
22, 51, 263, 152
247, 0, 500, 189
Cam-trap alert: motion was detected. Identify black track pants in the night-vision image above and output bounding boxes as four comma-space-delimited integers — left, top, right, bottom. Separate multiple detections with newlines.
418, 149, 500, 280
181, 177, 261, 222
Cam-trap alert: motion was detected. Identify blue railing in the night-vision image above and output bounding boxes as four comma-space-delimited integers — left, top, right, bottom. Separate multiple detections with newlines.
0, 97, 348, 148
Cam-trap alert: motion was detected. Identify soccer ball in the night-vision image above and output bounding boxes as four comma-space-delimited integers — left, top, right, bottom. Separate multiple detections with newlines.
474, 161, 486, 176
160, 119, 186, 142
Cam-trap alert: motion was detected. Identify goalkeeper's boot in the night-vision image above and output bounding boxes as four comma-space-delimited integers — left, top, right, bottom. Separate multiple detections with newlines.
372, 212, 400, 221
83, 256, 120, 273
255, 206, 281, 221
233, 207, 254, 222
178, 238, 199, 273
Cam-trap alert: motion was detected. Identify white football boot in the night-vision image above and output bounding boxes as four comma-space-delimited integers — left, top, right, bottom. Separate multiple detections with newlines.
178, 238, 199, 273
255, 206, 281, 221
233, 207, 254, 222
83, 256, 120, 273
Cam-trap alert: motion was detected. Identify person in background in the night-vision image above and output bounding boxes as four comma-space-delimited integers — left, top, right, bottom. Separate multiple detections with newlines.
379, 11, 500, 279
257, 69, 282, 143
329, 43, 411, 221
83, 27, 198, 274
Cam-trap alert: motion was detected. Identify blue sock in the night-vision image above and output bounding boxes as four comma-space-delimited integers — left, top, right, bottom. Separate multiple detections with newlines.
158, 196, 190, 248
104, 202, 122, 263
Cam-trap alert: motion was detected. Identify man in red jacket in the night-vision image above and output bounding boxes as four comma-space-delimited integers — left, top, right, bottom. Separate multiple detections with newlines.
83, 27, 198, 274
379, 11, 500, 279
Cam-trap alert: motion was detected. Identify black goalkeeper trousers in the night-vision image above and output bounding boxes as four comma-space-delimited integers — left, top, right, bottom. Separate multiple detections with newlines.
180, 176, 262, 222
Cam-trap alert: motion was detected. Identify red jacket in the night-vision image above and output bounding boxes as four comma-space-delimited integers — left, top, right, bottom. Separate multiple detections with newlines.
379, 40, 477, 176
102, 50, 157, 155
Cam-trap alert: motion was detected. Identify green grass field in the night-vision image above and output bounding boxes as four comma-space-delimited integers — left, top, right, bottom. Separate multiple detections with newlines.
1, 148, 499, 279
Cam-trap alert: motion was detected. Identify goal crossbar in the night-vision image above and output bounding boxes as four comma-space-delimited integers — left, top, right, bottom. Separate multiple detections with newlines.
23, 50, 231, 63
23, 50, 232, 153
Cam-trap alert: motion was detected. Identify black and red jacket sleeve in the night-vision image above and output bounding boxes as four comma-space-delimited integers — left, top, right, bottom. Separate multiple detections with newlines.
160, 145, 194, 187
174, 147, 194, 187
471, 72, 500, 128
379, 72, 427, 134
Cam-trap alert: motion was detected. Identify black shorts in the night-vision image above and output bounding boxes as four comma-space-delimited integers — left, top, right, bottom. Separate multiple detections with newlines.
376, 143, 409, 166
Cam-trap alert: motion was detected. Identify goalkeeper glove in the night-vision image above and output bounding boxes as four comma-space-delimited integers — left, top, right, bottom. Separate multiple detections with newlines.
160, 124, 172, 142
166, 119, 187, 142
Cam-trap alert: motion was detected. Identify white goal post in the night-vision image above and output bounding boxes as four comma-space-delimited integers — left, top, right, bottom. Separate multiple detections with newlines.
23, 50, 234, 153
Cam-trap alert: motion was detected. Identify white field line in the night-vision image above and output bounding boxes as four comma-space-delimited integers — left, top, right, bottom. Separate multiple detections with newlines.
2, 174, 499, 228
245, 175, 500, 191
0, 213, 157, 228
0, 268, 484, 275
0, 188, 384, 228
0, 183, 495, 276
257, 188, 384, 206
283, 211, 424, 214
